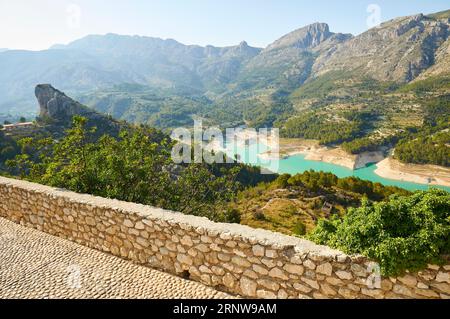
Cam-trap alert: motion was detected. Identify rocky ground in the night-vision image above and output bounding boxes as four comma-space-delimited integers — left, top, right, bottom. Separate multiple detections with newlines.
273, 138, 381, 170
375, 158, 450, 188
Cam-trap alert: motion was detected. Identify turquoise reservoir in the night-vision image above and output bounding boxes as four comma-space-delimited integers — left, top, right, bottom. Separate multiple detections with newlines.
226, 142, 450, 192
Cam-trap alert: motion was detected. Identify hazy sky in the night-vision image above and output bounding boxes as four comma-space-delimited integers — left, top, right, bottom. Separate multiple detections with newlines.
1, 0, 449, 50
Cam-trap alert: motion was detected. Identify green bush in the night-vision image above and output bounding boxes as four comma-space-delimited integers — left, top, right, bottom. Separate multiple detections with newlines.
308, 189, 450, 276
222, 208, 242, 224
274, 174, 291, 189
6, 116, 246, 223
293, 221, 307, 236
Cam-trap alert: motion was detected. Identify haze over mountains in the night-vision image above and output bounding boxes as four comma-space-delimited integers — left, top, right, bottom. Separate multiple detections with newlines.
0, 9, 449, 133
0, 35, 263, 115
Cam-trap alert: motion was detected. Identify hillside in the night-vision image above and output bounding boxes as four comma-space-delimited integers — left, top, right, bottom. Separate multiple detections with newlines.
232, 23, 352, 93
312, 13, 448, 82
0, 9, 449, 164
34, 84, 124, 138
281, 11, 450, 166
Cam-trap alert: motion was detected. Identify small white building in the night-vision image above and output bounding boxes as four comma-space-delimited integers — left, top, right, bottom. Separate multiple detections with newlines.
2, 122, 34, 133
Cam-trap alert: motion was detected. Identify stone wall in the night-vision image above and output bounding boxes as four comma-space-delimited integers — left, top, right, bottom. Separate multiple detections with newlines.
0, 176, 449, 299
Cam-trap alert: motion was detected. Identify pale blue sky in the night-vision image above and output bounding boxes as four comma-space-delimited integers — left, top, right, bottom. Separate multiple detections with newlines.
0, 0, 449, 50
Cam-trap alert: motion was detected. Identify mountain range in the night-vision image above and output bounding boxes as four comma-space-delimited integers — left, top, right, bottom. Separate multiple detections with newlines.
0, 10, 449, 142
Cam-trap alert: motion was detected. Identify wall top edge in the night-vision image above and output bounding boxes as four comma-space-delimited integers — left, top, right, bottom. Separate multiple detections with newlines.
0, 176, 353, 259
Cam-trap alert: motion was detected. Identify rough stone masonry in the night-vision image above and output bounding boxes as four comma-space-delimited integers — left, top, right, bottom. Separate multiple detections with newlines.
0, 176, 449, 299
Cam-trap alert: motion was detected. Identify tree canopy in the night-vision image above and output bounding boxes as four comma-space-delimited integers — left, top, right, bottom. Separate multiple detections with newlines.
7, 116, 261, 223
308, 189, 450, 276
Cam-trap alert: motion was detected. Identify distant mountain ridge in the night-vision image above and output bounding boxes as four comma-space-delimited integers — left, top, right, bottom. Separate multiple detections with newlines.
0, 34, 263, 115
49, 33, 263, 97
232, 22, 353, 94
265, 22, 339, 51
0, 9, 449, 134
313, 13, 449, 82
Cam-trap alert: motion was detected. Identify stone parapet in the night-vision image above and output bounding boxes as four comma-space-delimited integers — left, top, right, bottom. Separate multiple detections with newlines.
0, 176, 448, 299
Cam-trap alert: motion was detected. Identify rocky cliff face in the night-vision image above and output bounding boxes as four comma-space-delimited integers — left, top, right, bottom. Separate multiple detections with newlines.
36, 84, 92, 120
415, 37, 450, 80
36, 84, 121, 135
313, 13, 449, 82
266, 23, 335, 51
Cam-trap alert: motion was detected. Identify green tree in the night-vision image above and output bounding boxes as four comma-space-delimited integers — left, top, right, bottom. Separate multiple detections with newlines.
308, 189, 450, 276
7, 116, 243, 223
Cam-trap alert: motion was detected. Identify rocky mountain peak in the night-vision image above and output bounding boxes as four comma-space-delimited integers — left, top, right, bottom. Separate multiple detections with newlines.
313, 11, 449, 83
266, 22, 333, 51
223, 40, 262, 58
239, 41, 249, 48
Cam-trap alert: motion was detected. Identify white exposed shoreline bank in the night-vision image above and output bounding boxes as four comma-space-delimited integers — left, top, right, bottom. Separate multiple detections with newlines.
374, 158, 450, 188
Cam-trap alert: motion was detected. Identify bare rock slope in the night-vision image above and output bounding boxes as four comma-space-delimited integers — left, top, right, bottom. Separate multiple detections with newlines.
35, 84, 121, 135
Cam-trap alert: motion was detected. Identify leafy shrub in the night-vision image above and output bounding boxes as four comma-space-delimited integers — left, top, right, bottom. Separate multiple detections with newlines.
222, 208, 241, 224
308, 189, 450, 276
0, 131, 19, 163
293, 221, 307, 236
274, 174, 291, 189
253, 210, 266, 221
6, 116, 246, 223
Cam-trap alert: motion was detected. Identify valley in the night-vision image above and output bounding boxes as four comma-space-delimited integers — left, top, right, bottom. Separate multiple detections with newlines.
3, 10, 448, 176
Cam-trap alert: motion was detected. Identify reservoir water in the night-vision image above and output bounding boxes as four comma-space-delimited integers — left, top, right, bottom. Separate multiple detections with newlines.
226, 142, 450, 192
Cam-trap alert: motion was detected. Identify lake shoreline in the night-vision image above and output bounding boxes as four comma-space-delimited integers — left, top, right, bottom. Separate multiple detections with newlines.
219, 135, 449, 190
277, 138, 450, 189
374, 158, 450, 188
275, 138, 385, 170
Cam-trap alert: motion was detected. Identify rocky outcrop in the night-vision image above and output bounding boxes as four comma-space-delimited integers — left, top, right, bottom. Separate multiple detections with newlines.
36, 84, 121, 135
266, 23, 335, 51
36, 84, 91, 121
